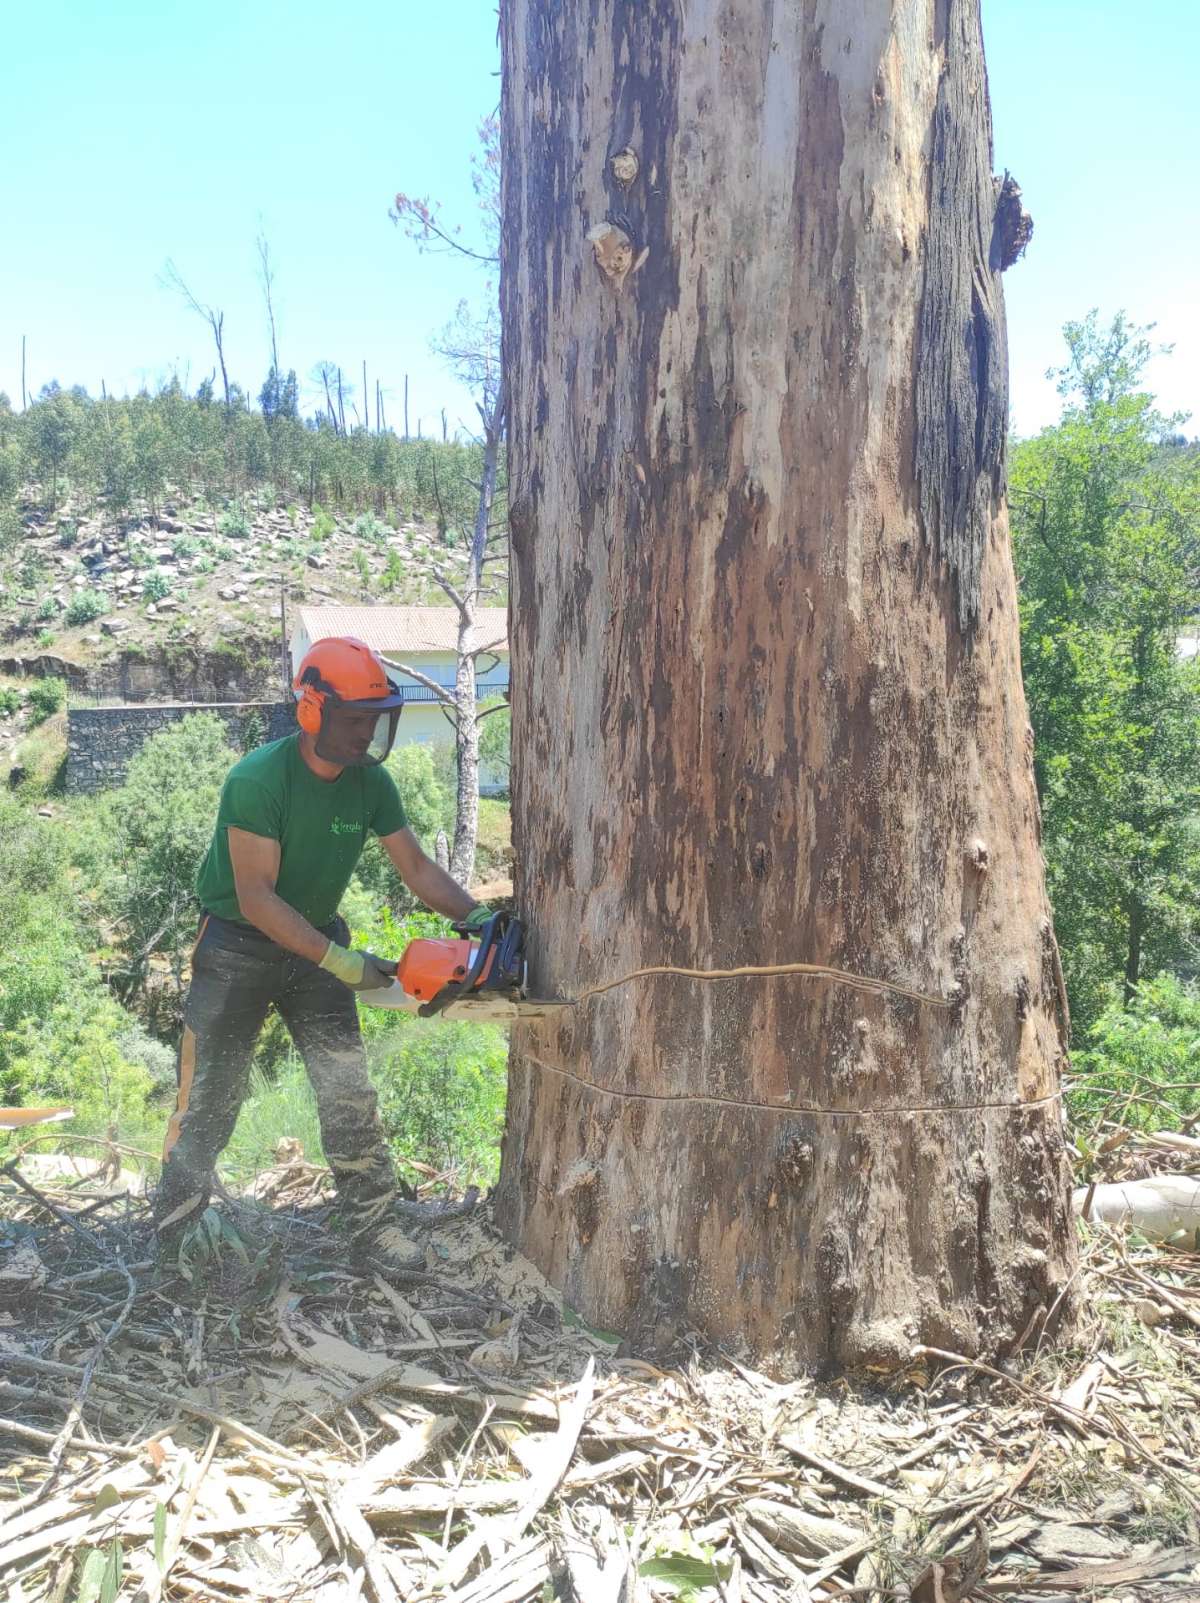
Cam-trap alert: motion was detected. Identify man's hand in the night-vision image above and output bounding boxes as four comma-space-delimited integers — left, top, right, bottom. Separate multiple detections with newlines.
319, 942, 397, 992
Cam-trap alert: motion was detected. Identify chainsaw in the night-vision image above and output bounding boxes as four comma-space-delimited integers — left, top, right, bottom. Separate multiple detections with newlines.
361, 908, 951, 1023
364, 910, 568, 1023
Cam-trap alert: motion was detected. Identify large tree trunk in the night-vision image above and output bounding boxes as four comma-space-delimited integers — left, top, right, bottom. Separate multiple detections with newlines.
497, 0, 1076, 1371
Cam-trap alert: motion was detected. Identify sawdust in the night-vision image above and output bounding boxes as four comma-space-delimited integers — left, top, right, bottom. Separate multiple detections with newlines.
432, 1207, 566, 1320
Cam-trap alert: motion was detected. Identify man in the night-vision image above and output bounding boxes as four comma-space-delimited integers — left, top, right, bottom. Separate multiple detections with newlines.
154, 635, 490, 1277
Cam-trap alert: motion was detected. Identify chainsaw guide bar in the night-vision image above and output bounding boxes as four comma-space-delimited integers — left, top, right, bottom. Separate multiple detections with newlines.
359, 911, 948, 1022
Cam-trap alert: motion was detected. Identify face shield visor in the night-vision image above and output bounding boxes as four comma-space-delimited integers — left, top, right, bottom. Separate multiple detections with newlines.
313, 692, 404, 768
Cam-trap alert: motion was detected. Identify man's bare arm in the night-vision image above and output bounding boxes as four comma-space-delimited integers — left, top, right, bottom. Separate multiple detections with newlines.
228, 827, 330, 962
380, 828, 479, 921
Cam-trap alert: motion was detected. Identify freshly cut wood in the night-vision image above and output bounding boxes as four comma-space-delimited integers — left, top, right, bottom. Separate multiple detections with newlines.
0, 1106, 73, 1129
498, 0, 1076, 1368
1074, 1176, 1200, 1239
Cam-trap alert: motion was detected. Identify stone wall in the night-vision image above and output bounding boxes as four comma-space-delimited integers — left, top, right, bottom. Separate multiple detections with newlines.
67, 702, 296, 794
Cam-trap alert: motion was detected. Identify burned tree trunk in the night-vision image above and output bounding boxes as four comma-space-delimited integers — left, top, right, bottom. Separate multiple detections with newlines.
497, 0, 1076, 1370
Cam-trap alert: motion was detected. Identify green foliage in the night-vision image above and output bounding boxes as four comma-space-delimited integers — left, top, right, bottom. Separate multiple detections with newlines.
1011, 312, 1200, 1033
354, 549, 372, 591
64, 589, 107, 626
1, 385, 495, 541
478, 700, 510, 787
389, 743, 454, 846
371, 1018, 508, 1185
57, 518, 79, 548
381, 549, 404, 592
311, 502, 336, 541
26, 675, 66, 724
0, 685, 21, 716
218, 505, 250, 539
239, 707, 267, 753
0, 793, 156, 1140
143, 568, 171, 602
90, 714, 237, 999
1069, 975, 1200, 1135
349, 745, 452, 916
3, 1000, 155, 1137
353, 511, 388, 543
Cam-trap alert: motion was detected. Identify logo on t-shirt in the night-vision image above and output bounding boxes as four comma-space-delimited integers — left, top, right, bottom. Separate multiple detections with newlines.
329, 817, 361, 837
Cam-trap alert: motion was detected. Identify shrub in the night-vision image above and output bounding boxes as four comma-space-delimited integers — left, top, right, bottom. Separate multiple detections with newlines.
143, 568, 171, 602
172, 534, 198, 559
218, 506, 250, 538
353, 512, 388, 543
371, 1021, 508, 1185
312, 503, 336, 541
57, 520, 79, 548
36, 595, 57, 622
0, 687, 21, 717
26, 676, 66, 725
2, 1000, 156, 1141
1070, 974, 1200, 1136
64, 589, 107, 626
381, 550, 404, 592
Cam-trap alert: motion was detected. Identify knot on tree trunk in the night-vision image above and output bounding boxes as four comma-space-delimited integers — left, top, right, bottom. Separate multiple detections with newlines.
992, 173, 1034, 270
587, 221, 644, 290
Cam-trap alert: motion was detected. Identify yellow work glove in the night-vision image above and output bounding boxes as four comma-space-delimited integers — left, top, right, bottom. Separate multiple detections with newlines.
319, 942, 396, 992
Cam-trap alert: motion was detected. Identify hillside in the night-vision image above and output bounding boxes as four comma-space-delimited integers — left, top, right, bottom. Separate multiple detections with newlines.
0, 489, 492, 687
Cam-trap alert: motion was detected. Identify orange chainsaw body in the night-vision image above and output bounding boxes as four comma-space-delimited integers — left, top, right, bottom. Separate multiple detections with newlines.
396, 937, 496, 1003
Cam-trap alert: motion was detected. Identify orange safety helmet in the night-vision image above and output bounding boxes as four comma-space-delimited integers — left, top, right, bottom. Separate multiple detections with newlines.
293, 636, 406, 767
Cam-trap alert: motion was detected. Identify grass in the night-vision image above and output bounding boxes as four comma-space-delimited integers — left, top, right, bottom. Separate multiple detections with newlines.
223, 1059, 326, 1179
475, 797, 512, 882
11, 711, 68, 796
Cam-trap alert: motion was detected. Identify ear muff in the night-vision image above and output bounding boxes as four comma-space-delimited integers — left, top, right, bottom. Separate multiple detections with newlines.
295, 669, 327, 736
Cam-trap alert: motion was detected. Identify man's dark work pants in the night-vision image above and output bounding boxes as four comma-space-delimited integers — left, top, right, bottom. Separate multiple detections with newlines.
155, 914, 397, 1237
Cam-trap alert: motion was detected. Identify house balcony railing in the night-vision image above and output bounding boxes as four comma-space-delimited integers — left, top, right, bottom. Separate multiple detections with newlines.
395, 672, 509, 704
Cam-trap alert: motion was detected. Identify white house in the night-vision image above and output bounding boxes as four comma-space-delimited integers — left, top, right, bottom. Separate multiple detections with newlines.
289, 605, 510, 793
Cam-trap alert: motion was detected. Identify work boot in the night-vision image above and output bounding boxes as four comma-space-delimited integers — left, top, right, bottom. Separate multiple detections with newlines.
350, 1216, 425, 1278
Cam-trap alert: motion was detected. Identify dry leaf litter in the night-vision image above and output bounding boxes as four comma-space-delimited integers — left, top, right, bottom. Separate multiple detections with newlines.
1, 1130, 1198, 1603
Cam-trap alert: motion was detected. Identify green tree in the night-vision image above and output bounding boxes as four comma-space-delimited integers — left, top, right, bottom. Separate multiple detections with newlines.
96, 714, 237, 1003
1011, 312, 1200, 1031
28, 384, 80, 507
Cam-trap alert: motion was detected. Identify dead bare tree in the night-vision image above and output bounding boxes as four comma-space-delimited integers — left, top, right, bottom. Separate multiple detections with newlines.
160, 260, 231, 408
387, 303, 505, 885
390, 114, 508, 887
256, 228, 281, 375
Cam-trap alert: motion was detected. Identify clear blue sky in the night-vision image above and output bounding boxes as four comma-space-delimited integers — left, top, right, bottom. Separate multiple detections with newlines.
0, 0, 1195, 438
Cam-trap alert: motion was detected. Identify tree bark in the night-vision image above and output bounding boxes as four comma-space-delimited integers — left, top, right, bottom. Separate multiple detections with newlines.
497, 0, 1076, 1371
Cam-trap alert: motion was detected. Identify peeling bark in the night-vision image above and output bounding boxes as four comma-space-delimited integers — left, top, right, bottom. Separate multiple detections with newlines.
498, 0, 1075, 1371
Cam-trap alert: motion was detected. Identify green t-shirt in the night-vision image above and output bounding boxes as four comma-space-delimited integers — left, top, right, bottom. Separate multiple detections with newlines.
195, 735, 407, 928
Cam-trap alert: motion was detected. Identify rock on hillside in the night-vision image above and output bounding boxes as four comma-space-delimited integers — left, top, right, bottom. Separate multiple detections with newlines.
0, 494, 485, 686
